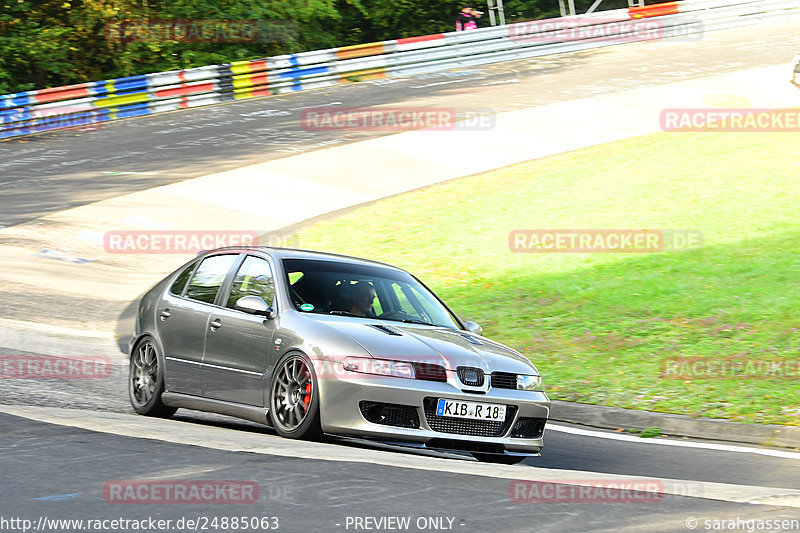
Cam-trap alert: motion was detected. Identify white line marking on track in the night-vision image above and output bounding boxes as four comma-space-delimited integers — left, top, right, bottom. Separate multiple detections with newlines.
548, 424, 800, 460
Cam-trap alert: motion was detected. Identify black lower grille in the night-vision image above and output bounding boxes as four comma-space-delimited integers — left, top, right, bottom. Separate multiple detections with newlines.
426, 439, 504, 454
491, 372, 517, 390
422, 397, 517, 437
510, 417, 547, 439
359, 401, 420, 429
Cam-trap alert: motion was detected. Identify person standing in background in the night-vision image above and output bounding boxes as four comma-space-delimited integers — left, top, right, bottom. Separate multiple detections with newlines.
456, 5, 480, 31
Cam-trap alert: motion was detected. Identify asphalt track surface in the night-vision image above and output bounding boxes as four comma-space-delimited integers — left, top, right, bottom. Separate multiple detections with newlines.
3, 20, 800, 533
2, 20, 800, 228
2, 344, 800, 532
3, 411, 800, 533
3, 340, 800, 489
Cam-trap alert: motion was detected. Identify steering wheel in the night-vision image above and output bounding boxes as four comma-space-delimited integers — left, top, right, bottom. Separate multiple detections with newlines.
378, 310, 409, 320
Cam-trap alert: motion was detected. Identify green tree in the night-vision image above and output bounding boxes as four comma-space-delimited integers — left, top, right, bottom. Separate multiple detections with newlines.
1, 0, 613, 95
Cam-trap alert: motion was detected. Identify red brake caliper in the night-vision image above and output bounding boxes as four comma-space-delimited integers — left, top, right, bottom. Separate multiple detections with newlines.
303, 384, 312, 407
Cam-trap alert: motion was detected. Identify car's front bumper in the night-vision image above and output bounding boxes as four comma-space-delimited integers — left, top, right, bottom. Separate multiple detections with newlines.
317, 371, 550, 455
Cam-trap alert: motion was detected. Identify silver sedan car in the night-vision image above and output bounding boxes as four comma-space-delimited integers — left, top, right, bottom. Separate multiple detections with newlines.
128, 247, 550, 463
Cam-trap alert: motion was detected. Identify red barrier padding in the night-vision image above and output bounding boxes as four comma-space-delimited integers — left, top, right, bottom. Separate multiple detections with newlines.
32, 84, 92, 103
155, 82, 215, 98
629, 2, 679, 18
396, 33, 445, 45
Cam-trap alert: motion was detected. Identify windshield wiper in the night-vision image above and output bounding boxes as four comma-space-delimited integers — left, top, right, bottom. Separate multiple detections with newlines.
329, 310, 363, 317
399, 318, 438, 327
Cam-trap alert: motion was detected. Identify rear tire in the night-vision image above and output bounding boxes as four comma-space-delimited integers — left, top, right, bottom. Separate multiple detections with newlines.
269, 352, 322, 440
128, 337, 177, 418
472, 453, 527, 465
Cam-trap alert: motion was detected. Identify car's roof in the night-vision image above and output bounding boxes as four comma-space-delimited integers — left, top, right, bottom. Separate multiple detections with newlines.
204, 246, 406, 272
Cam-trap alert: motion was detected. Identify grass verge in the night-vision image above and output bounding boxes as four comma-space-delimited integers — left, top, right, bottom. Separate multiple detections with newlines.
286, 130, 800, 425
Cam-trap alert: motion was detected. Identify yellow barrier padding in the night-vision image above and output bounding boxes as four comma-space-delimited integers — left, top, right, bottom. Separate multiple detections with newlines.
339, 68, 387, 82
336, 42, 385, 60
94, 92, 151, 108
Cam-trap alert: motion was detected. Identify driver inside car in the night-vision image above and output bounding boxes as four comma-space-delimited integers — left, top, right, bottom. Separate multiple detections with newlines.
349, 282, 377, 317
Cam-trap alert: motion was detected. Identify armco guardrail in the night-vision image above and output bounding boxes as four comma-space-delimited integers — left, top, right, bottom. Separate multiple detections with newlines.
2, 0, 799, 139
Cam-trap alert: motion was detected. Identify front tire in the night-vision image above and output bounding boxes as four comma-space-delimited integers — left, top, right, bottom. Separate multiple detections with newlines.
128, 337, 176, 418
269, 352, 322, 440
472, 453, 527, 465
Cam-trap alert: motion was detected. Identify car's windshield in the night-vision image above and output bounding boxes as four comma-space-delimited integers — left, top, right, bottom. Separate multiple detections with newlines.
282, 258, 459, 329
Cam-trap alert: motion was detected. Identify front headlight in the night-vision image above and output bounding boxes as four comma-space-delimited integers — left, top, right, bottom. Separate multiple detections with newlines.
344, 357, 416, 379
516, 374, 541, 391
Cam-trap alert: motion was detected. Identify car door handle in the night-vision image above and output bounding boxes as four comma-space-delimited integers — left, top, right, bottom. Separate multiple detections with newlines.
209, 319, 222, 330
159, 309, 171, 321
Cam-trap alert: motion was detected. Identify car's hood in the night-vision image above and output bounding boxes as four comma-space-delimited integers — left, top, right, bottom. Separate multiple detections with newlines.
311, 316, 538, 375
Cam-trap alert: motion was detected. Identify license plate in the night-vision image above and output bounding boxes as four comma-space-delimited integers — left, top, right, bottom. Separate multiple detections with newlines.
436, 399, 507, 421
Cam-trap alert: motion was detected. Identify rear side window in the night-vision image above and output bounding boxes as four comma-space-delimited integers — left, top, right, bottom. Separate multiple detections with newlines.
169, 262, 197, 296
184, 254, 238, 305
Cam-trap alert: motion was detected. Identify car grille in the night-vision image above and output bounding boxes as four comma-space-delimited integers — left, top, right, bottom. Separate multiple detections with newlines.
359, 401, 420, 429
422, 397, 517, 437
457, 367, 485, 387
510, 417, 547, 439
491, 372, 517, 390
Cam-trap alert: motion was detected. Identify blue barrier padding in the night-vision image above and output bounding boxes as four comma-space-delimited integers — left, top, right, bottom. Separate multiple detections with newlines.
0, 93, 33, 109
30, 111, 102, 131
114, 103, 151, 118
0, 108, 32, 126
278, 65, 330, 79
113, 75, 149, 92
89, 80, 112, 97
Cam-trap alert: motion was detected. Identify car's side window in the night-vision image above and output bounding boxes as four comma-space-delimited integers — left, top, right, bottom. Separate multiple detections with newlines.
169, 262, 198, 296
184, 254, 238, 305
226, 256, 276, 310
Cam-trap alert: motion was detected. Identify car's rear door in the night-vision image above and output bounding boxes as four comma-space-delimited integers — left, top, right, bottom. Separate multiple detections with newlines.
158, 253, 239, 395
202, 254, 278, 406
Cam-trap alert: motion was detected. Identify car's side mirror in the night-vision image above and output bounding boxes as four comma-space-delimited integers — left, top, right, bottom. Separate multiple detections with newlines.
463, 320, 483, 336
235, 296, 276, 319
